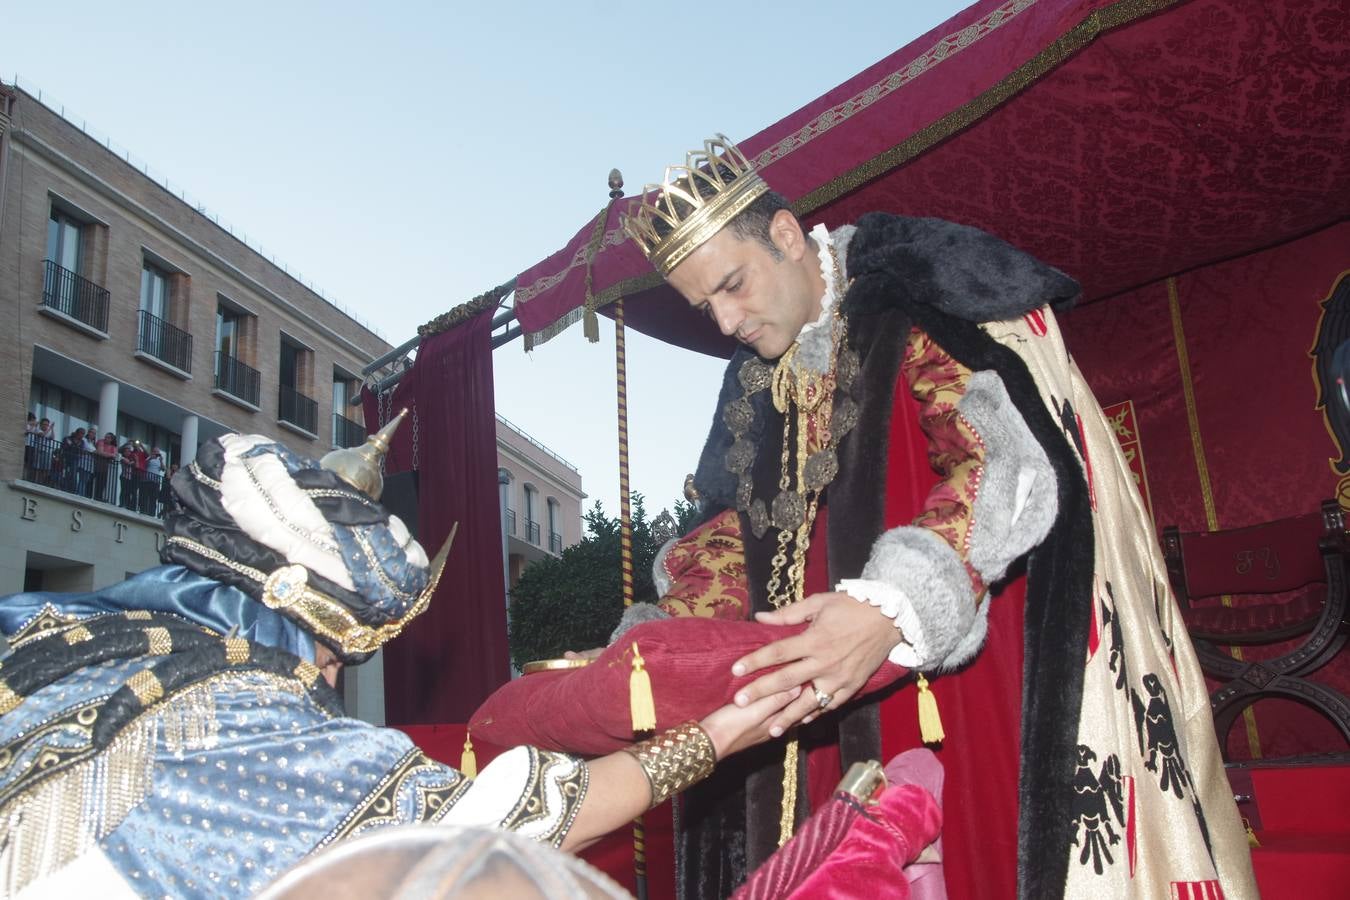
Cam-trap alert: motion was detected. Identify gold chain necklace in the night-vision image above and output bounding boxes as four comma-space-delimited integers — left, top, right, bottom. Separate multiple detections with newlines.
765, 243, 848, 611
772, 240, 848, 845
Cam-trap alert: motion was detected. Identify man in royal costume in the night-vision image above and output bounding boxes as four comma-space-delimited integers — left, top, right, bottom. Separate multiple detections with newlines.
0, 418, 798, 898
616, 135, 1257, 899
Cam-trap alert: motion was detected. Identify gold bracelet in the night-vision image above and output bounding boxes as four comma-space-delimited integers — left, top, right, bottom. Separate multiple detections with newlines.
623, 721, 717, 808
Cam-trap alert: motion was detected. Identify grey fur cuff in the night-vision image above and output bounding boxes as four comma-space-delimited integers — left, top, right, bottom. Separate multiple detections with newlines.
860, 526, 982, 670
961, 370, 1058, 583
609, 602, 670, 644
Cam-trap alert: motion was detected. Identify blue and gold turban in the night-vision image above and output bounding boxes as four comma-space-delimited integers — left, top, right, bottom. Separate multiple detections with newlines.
160, 431, 446, 663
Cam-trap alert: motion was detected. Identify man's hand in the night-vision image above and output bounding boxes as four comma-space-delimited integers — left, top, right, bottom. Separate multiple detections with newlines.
730, 591, 901, 736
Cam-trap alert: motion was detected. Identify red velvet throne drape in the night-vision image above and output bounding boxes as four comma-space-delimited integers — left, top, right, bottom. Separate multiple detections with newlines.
363, 309, 511, 724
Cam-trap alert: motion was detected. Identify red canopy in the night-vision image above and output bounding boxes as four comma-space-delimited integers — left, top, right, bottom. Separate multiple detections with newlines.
512, 0, 1349, 357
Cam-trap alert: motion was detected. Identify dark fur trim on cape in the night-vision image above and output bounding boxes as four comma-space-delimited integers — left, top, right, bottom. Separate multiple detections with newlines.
845, 213, 1081, 321
678, 214, 1089, 899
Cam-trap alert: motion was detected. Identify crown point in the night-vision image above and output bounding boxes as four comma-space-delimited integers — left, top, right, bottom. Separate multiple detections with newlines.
622, 134, 769, 276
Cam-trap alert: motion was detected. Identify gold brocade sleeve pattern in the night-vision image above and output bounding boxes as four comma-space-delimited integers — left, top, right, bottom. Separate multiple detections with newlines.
903, 327, 990, 601
656, 510, 752, 620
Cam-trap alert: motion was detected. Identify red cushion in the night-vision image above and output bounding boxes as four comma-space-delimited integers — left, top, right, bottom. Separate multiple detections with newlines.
470, 617, 908, 755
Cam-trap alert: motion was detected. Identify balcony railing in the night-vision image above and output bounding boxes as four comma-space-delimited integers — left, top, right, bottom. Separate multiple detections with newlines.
23, 434, 171, 518
137, 309, 193, 373
279, 384, 318, 435
549, 532, 562, 554
42, 259, 110, 333
506, 508, 517, 536
215, 351, 261, 407
333, 413, 366, 449
527, 520, 541, 546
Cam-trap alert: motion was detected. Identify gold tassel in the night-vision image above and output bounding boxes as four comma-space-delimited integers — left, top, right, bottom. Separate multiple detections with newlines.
583, 305, 600, 343
916, 673, 945, 744
1243, 817, 1260, 848
629, 642, 656, 733
460, 731, 477, 778
578, 199, 616, 346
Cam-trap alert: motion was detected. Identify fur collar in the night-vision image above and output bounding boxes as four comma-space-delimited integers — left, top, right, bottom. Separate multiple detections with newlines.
844, 213, 1080, 321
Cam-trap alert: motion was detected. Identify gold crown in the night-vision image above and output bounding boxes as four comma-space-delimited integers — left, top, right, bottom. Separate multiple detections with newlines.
621, 134, 770, 276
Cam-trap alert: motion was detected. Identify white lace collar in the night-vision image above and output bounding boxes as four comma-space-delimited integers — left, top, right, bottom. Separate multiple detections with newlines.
798, 223, 842, 341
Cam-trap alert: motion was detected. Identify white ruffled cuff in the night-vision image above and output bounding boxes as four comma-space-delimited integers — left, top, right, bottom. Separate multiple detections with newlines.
836, 577, 927, 668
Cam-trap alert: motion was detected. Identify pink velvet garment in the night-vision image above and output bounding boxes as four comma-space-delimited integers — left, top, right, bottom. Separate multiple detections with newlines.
733, 750, 946, 900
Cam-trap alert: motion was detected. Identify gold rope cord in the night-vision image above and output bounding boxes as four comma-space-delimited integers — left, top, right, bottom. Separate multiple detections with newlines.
616, 296, 635, 611
1168, 277, 1262, 759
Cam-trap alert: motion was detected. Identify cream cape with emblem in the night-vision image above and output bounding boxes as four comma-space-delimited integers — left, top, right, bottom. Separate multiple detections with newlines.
983, 310, 1257, 898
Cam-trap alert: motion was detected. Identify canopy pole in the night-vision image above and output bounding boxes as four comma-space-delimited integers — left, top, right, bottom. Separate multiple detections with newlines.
602, 169, 652, 900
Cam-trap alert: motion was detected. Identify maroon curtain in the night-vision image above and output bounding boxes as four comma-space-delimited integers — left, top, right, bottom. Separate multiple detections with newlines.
363, 309, 510, 724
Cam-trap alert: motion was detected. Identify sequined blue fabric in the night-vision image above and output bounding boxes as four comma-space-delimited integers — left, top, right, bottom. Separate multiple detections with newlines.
0, 566, 314, 662
0, 572, 467, 898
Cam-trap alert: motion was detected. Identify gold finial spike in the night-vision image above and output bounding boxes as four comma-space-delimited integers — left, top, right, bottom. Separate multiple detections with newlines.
319, 407, 408, 501
608, 168, 624, 199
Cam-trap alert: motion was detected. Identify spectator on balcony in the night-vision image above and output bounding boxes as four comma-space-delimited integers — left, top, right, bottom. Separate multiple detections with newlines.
118, 440, 139, 512
23, 414, 39, 481
144, 447, 165, 515
159, 462, 179, 517
95, 432, 118, 503
29, 417, 55, 486
78, 429, 97, 498
129, 442, 149, 515
59, 429, 84, 494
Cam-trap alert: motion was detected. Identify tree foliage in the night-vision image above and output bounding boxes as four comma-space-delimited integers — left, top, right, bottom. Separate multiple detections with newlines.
507, 495, 700, 670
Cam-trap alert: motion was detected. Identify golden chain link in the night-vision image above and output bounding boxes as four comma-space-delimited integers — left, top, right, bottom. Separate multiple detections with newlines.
766, 241, 847, 843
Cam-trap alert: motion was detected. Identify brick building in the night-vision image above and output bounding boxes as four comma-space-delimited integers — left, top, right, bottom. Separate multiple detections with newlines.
0, 83, 390, 596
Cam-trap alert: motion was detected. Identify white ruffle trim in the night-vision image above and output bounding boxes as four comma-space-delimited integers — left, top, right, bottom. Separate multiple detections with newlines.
836, 577, 928, 668
798, 223, 841, 342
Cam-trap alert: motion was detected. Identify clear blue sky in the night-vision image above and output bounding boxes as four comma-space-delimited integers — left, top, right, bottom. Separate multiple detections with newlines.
3, 0, 971, 522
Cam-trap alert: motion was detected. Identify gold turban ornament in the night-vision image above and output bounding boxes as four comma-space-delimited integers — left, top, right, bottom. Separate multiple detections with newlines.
621, 134, 769, 276
319, 407, 408, 502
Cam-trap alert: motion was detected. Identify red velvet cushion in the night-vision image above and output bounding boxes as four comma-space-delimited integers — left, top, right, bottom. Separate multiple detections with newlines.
470, 617, 907, 755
